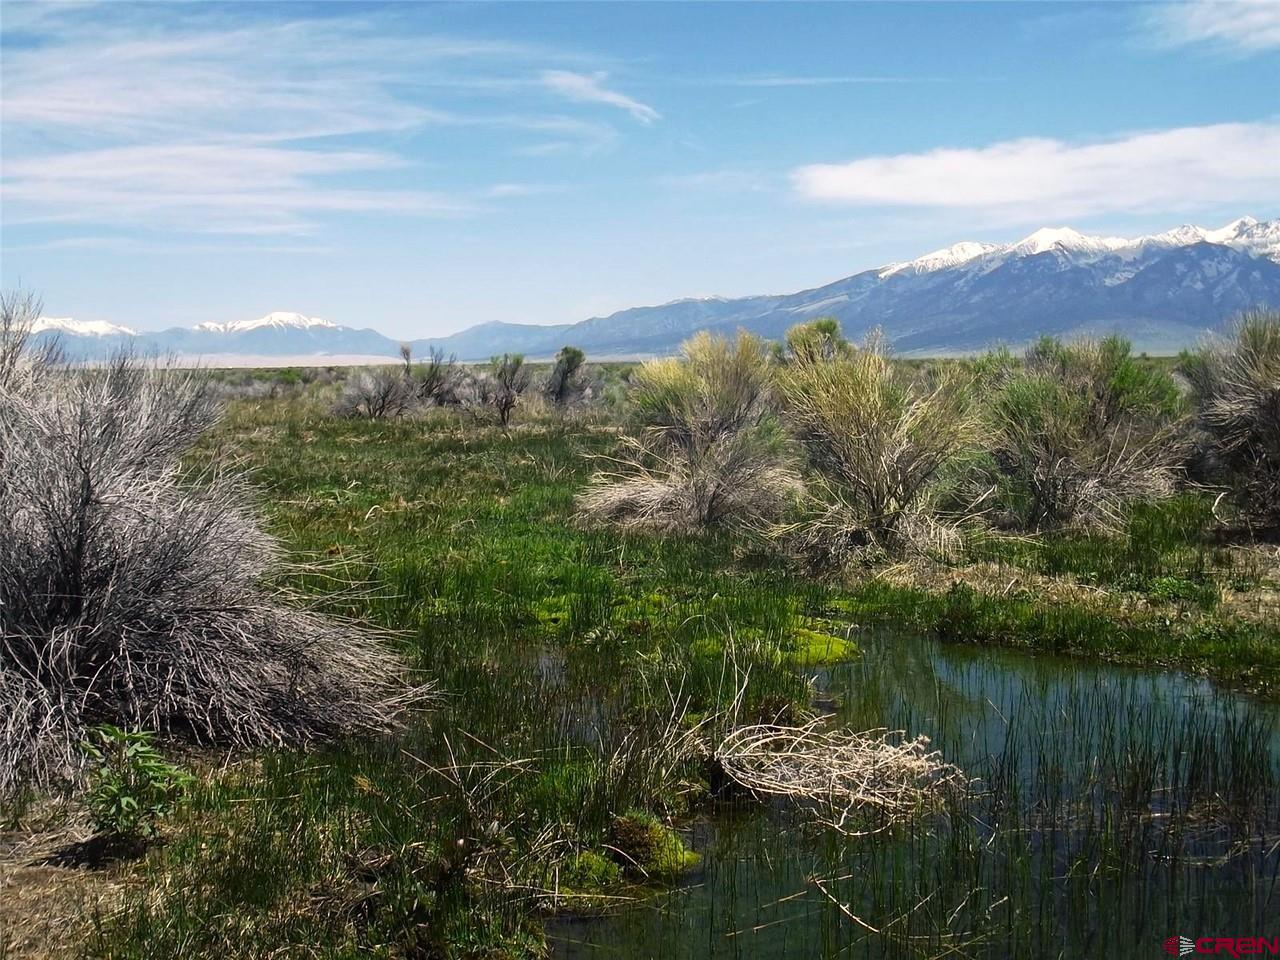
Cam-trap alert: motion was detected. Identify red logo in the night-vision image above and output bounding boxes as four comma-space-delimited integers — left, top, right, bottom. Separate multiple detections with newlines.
1164, 937, 1279, 957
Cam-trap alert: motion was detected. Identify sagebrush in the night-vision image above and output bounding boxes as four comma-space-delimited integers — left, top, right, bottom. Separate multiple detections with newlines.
981, 335, 1184, 530
578, 331, 797, 531
1182, 311, 1280, 533
776, 326, 976, 562
0, 294, 419, 793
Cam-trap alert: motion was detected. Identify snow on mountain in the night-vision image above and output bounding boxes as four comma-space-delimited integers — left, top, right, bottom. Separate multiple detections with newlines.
1010, 226, 1131, 258
879, 241, 1002, 279
879, 218, 1279, 284
31, 316, 137, 337
196, 311, 338, 334
28, 216, 1280, 362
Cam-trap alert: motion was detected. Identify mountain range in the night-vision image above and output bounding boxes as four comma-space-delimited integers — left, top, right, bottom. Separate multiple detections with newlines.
31, 216, 1280, 364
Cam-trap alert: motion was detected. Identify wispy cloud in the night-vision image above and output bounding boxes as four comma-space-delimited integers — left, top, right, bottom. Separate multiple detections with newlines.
0, 7, 626, 236
1, 15, 522, 143
1143, 0, 1280, 54
540, 70, 660, 124
791, 121, 1280, 222
482, 183, 566, 199
2, 144, 471, 235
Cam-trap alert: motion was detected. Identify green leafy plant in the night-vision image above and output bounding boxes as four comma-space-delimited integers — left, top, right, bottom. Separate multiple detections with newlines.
982, 335, 1185, 530
82, 725, 193, 839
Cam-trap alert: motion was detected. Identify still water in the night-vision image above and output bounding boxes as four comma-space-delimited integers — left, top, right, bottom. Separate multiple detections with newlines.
549, 629, 1279, 959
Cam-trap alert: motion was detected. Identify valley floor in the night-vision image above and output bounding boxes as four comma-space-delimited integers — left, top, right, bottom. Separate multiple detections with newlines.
3, 400, 1278, 959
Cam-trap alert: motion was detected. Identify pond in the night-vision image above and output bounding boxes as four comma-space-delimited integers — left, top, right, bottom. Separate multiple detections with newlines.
548, 628, 1280, 958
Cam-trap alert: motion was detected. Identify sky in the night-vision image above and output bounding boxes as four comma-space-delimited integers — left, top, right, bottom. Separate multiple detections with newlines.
1, 0, 1278, 337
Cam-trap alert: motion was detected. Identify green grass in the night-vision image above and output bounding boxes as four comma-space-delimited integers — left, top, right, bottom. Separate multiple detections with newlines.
964, 495, 1262, 608
76, 397, 1280, 959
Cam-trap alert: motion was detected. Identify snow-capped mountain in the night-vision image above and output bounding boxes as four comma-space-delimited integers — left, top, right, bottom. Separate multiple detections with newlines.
194, 311, 339, 334
27, 311, 395, 362
31, 316, 138, 338
28, 216, 1280, 363
410, 215, 1280, 357
878, 217, 1276, 280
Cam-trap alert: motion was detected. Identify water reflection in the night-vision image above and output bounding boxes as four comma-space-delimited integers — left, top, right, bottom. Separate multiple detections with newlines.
549, 628, 1279, 958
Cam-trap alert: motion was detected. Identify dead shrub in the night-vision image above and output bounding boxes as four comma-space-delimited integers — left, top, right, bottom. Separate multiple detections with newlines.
487, 353, 531, 427
334, 366, 413, 419
413, 347, 465, 407
715, 722, 965, 835
0, 295, 420, 794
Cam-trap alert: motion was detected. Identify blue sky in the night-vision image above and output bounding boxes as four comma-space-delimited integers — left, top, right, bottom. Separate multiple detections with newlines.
1, 0, 1278, 337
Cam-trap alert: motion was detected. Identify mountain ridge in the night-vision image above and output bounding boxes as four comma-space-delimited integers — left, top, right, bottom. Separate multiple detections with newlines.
32, 216, 1280, 363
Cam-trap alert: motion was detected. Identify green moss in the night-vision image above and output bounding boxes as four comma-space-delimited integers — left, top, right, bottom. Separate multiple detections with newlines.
688, 636, 726, 659
611, 591, 670, 624
531, 594, 574, 633
559, 850, 622, 891
524, 757, 600, 821
688, 622, 858, 667
786, 626, 859, 665
609, 812, 701, 881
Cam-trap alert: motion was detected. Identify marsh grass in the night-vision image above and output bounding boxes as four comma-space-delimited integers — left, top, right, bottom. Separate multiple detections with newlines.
963, 494, 1258, 606
58, 392, 1280, 959
556, 631, 1278, 958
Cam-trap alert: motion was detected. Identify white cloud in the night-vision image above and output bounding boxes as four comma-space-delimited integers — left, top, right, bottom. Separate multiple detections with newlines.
1145, 0, 1280, 54
791, 122, 1280, 221
0, 9, 625, 235
540, 70, 660, 124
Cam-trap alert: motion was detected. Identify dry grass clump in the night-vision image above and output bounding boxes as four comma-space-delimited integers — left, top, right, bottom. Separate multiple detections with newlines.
983, 335, 1185, 531
776, 327, 977, 562
1182, 311, 1280, 534
578, 331, 798, 531
0, 295, 419, 795
715, 722, 965, 835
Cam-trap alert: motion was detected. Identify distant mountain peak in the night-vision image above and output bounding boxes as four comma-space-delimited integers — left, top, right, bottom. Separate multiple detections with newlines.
31, 316, 137, 337
197, 311, 339, 334
1011, 226, 1129, 257
879, 241, 1001, 278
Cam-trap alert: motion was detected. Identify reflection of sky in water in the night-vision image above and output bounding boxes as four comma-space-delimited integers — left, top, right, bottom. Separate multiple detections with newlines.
549, 628, 1280, 959
834, 627, 1279, 765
